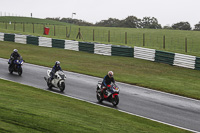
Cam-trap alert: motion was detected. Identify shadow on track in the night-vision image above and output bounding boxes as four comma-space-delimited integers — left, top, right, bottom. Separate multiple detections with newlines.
95, 101, 119, 109
46, 87, 65, 94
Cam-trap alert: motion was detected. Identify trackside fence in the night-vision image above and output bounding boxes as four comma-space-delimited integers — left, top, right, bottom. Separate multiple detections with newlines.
1, 32, 200, 71
2, 21, 200, 55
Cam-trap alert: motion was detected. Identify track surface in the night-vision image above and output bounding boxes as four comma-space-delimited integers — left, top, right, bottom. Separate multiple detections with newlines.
0, 58, 200, 132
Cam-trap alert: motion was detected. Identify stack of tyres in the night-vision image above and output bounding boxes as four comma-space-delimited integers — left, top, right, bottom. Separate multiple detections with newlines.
155, 50, 175, 65
0, 32, 4, 41
52, 39, 65, 49
4, 33, 15, 42
195, 57, 200, 70
111, 45, 134, 57
79, 42, 94, 53
27, 36, 39, 46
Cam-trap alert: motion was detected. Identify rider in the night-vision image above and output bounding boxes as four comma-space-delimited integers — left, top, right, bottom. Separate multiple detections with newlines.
50, 61, 62, 82
101, 71, 115, 97
9, 49, 21, 68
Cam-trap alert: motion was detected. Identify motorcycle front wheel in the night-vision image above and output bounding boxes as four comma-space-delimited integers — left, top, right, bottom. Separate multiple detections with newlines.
112, 95, 119, 106
96, 92, 103, 103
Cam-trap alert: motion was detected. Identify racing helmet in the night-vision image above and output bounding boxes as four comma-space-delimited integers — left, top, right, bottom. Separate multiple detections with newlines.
108, 71, 114, 78
55, 61, 60, 67
13, 49, 18, 53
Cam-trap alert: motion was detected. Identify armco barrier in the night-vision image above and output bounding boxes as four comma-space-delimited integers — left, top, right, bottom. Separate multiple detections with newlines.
94, 43, 112, 56
65, 40, 79, 51
79, 42, 94, 53
4, 33, 15, 42
111, 45, 133, 57
52, 39, 65, 49
173, 53, 196, 69
155, 50, 175, 65
27, 36, 39, 46
15, 34, 27, 44
134, 46, 155, 61
0, 32, 4, 41
39, 37, 52, 47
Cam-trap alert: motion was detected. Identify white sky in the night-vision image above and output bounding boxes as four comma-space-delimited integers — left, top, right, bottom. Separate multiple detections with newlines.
0, 0, 199, 28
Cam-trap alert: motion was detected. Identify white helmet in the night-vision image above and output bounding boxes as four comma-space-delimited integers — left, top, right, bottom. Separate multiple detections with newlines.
55, 61, 60, 65
108, 71, 114, 78
13, 49, 18, 53
55, 61, 60, 67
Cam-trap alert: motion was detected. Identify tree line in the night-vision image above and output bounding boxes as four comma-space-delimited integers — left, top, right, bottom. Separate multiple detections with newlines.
46, 16, 200, 31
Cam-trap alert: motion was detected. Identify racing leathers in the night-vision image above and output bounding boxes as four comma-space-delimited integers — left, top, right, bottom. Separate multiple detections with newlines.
9, 52, 21, 68
101, 75, 115, 97
50, 65, 62, 81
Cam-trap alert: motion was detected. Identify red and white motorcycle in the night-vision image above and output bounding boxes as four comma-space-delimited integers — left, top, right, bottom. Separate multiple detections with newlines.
96, 81, 120, 106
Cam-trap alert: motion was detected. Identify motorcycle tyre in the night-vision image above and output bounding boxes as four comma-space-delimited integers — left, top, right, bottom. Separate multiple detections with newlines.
60, 82, 65, 92
96, 92, 103, 103
112, 95, 119, 106
18, 67, 22, 76
8, 67, 13, 74
47, 78, 53, 89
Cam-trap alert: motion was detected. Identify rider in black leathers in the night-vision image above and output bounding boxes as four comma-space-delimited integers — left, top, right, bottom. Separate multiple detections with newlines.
9, 49, 21, 68
101, 71, 115, 97
50, 61, 62, 82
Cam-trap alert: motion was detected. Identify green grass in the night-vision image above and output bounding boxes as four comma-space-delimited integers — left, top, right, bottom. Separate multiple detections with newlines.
1, 16, 200, 56
0, 16, 69, 25
1, 41, 200, 100
0, 78, 191, 133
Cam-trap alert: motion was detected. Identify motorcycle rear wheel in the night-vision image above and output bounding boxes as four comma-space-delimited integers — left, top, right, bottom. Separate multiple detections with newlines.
18, 67, 22, 76
47, 78, 53, 89
8, 67, 13, 74
112, 95, 119, 106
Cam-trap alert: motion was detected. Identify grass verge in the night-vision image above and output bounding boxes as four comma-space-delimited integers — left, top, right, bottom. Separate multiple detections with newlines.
0, 78, 191, 133
0, 41, 200, 100
1, 16, 200, 57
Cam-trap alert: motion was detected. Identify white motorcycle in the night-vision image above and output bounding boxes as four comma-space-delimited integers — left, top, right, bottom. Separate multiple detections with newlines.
44, 70, 67, 92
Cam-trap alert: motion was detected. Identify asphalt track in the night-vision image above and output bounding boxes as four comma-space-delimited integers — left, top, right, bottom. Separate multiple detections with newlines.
0, 58, 200, 132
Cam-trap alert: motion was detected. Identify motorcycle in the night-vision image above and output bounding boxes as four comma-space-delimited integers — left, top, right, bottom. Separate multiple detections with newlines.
8, 56, 24, 76
44, 70, 67, 92
96, 81, 120, 106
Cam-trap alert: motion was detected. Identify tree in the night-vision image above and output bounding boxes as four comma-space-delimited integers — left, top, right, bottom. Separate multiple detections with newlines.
120, 16, 141, 28
60, 18, 93, 26
163, 25, 172, 29
46, 17, 60, 21
194, 22, 200, 31
141, 17, 162, 29
172, 22, 191, 30
95, 18, 120, 27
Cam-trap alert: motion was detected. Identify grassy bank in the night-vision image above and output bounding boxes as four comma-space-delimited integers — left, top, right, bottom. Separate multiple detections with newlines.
1, 16, 200, 56
0, 78, 191, 133
0, 41, 200, 100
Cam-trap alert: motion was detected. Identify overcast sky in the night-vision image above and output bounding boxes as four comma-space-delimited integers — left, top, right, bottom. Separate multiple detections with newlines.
0, 0, 199, 27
